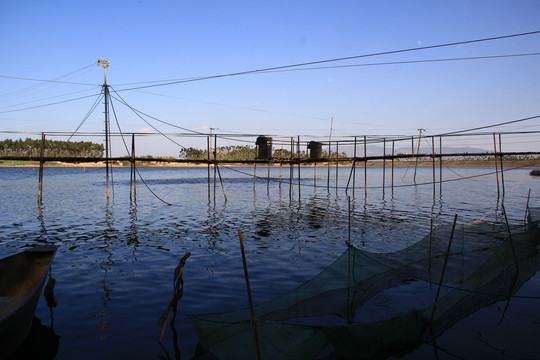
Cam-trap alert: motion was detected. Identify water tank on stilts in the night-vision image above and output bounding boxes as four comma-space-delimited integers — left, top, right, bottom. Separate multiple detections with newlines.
307, 141, 323, 159
256, 136, 273, 160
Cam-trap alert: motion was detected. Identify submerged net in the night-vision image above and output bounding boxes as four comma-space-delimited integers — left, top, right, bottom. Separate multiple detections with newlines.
189, 210, 540, 360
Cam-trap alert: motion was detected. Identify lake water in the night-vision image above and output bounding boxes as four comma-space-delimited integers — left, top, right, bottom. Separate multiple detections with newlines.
1, 164, 539, 359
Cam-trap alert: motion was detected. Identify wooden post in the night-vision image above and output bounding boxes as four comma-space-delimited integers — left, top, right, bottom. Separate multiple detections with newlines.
290, 137, 294, 197
439, 136, 442, 195
432, 136, 436, 198
207, 136, 211, 200
382, 138, 386, 196
430, 214, 458, 324
499, 134, 505, 197
297, 136, 301, 198
217, 164, 227, 201
327, 140, 331, 191
279, 143, 283, 189
237, 230, 261, 360
253, 163, 257, 190
364, 136, 367, 198
335, 142, 339, 191
353, 137, 357, 196
391, 140, 395, 192
493, 133, 500, 198
267, 161, 270, 192
130, 133, 136, 202
213, 135, 217, 202
38, 133, 45, 205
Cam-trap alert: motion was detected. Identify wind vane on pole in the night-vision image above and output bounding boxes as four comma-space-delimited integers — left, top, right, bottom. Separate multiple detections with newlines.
97, 58, 110, 84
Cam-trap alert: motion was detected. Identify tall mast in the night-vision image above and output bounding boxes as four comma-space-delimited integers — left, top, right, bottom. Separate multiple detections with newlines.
98, 58, 111, 204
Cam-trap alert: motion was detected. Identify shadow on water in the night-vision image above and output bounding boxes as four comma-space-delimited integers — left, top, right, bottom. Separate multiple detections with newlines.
10, 316, 60, 360
11, 269, 59, 360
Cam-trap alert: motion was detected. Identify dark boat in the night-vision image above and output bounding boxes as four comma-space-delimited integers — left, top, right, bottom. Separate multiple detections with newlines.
0, 245, 58, 360
530, 169, 540, 176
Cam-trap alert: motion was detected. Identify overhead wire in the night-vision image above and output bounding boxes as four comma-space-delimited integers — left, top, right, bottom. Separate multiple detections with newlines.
112, 30, 540, 92
67, 90, 105, 141
108, 87, 189, 149
0, 92, 105, 114
0, 63, 98, 98
108, 94, 173, 206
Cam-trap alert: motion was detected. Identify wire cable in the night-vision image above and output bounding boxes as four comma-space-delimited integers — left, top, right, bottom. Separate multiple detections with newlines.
67, 90, 105, 141
114, 30, 540, 92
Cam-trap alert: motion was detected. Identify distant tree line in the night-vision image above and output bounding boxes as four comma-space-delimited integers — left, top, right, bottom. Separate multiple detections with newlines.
179, 145, 346, 161
0, 138, 104, 158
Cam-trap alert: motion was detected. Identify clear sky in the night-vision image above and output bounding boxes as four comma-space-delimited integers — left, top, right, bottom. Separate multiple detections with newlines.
1, 1, 540, 156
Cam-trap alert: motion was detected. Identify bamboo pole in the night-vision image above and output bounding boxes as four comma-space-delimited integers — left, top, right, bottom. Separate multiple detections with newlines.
207, 136, 211, 200
279, 143, 283, 189
254, 163, 257, 190
237, 230, 262, 360
38, 132, 45, 205
493, 133, 500, 198
430, 214, 458, 324
432, 136, 436, 198
499, 133, 505, 197
439, 136, 442, 195
213, 135, 217, 202
335, 142, 339, 191
131, 133, 136, 202
353, 137, 357, 196
297, 136, 301, 199
391, 140, 395, 193
216, 164, 227, 201
382, 138, 386, 196
363, 137, 367, 197
290, 137, 294, 197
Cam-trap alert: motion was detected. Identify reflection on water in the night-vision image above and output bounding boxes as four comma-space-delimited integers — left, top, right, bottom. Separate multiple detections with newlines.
0, 166, 539, 359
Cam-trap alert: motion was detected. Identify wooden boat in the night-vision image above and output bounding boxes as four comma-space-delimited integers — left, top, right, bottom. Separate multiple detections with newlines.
0, 245, 58, 360
530, 169, 540, 176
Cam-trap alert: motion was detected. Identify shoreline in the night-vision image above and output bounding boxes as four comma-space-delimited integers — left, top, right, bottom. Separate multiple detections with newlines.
1, 159, 539, 168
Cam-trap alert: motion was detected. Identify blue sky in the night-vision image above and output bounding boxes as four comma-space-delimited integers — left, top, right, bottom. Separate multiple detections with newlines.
1, 1, 540, 156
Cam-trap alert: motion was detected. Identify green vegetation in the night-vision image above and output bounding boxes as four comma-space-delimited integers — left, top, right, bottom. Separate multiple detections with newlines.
0, 138, 104, 158
180, 145, 347, 161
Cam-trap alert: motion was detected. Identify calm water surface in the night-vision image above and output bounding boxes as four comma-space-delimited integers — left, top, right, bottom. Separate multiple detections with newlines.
1, 165, 539, 359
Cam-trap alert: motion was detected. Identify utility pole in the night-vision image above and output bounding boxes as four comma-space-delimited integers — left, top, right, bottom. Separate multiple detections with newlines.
98, 58, 111, 204
413, 128, 425, 183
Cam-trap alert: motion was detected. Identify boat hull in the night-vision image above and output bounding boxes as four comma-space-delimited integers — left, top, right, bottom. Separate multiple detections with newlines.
0, 245, 57, 360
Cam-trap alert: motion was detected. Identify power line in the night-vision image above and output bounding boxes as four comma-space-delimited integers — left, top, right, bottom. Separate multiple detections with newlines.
259, 52, 540, 74
0, 88, 101, 110
109, 86, 206, 136
114, 30, 540, 91
0, 92, 104, 114
67, 90, 105, 141
0, 75, 97, 87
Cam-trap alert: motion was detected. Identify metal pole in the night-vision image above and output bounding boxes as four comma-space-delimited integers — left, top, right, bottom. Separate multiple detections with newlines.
297, 136, 301, 199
